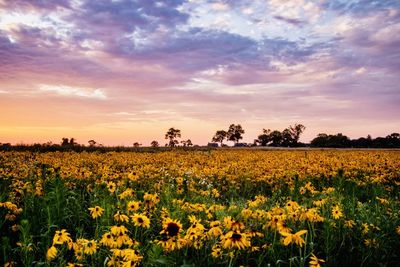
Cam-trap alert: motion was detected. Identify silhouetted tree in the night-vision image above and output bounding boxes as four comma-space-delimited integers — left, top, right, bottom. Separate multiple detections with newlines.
133, 142, 141, 147
69, 138, 77, 146
212, 130, 227, 146
227, 124, 245, 144
61, 138, 69, 146
150, 141, 159, 147
165, 127, 181, 147
256, 129, 271, 146
289, 124, 306, 147
181, 139, 193, 147
88, 140, 97, 147
270, 130, 283, 146
310, 133, 350, 147
281, 128, 293, 147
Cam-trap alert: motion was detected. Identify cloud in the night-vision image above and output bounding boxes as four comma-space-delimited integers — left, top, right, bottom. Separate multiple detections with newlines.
38, 84, 107, 99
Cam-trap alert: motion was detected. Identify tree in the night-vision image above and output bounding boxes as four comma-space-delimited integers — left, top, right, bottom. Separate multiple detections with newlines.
133, 142, 141, 147
270, 130, 283, 146
212, 130, 227, 146
150, 141, 159, 147
256, 129, 271, 146
181, 139, 193, 147
88, 140, 96, 147
165, 127, 181, 147
227, 124, 245, 144
289, 124, 306, 146
69, 138, 77, 146
61, 138, 69, 146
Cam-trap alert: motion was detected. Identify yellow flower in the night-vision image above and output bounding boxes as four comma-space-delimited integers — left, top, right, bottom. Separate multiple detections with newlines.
46, 246, 57, 261
280, 230, 307, 247
107, 181, 117, 193
127, 201, 142, 213
396, 226, 400, 235
344, 220, 355, 228
53, 229, 72, 245
211, 244, 223, 258
83, 240, 97, 255
309, 253, 325, 267
221, 231, 251, 250
114, 211, 130, 223
100, 232, 114, 247
111, 225, 128, 236
331, 205, 343, 220
131, 213, 151, 228
88, 206, 104, 219
161, 218, 182, 238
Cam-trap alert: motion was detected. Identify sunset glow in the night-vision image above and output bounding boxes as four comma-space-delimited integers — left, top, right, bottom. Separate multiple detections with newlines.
1, 0, 399, 146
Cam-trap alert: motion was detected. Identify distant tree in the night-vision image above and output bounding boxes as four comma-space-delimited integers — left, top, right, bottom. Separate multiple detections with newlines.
310, 133, 350, 147
88, 140, 97, 147
150, 140, 159, 147
69, 138, 77, 146
289, 124, 306, 146
165, 127, 181, 147
133, 142, 141, 147
270, 130, 283, 146
181, 139, 193, 147
256, 129, 271, 146
212, 130, 227, 146
61, 138, 69, 146
281, 128, 293, 147
227, 124, 245, 144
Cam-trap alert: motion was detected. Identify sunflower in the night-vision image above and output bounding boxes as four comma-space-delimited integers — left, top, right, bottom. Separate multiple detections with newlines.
221, 231, 251, 250
161, 218, 182, 238
46, 246, 57, 261
88, 206, 104, 219
131, 213, 150, 228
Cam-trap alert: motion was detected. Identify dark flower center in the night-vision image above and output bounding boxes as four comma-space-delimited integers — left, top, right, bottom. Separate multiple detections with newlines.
138, 217, 144, 223
166, 222, 180, 237
231, 233, 242, 241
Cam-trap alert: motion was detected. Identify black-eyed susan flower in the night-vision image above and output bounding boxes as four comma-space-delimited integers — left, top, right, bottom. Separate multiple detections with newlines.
83, 240, 97, 255
127, 201, 141, 213
46, 246, 57, 261
331, 205, 343, 220
211, 244, 222, 258
88, 206, 104, 219
221, 231, 251, 250
111, 225, 128, 236
309, 253, 325, 267
280, 229, 307, 247
114, 211, 130, 223
131, 213, 150, 228
100, 232, 114, 247
161, 218, 182, 238
53, 229, 72, 245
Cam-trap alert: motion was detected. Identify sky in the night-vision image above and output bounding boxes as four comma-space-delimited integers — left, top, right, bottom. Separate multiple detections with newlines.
0, 0, 399, 146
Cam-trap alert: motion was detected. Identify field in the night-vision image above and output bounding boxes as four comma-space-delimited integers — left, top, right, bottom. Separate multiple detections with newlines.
1, 150, 400, 266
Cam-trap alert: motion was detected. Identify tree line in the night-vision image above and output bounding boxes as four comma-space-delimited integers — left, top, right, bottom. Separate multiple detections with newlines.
1, 124, 399, 152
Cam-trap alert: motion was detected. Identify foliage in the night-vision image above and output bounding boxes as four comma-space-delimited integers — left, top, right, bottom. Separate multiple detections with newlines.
1, 150, 400, 266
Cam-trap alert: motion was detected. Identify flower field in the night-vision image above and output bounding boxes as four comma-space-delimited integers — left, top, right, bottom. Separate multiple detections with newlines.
1, 150, 400, 266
